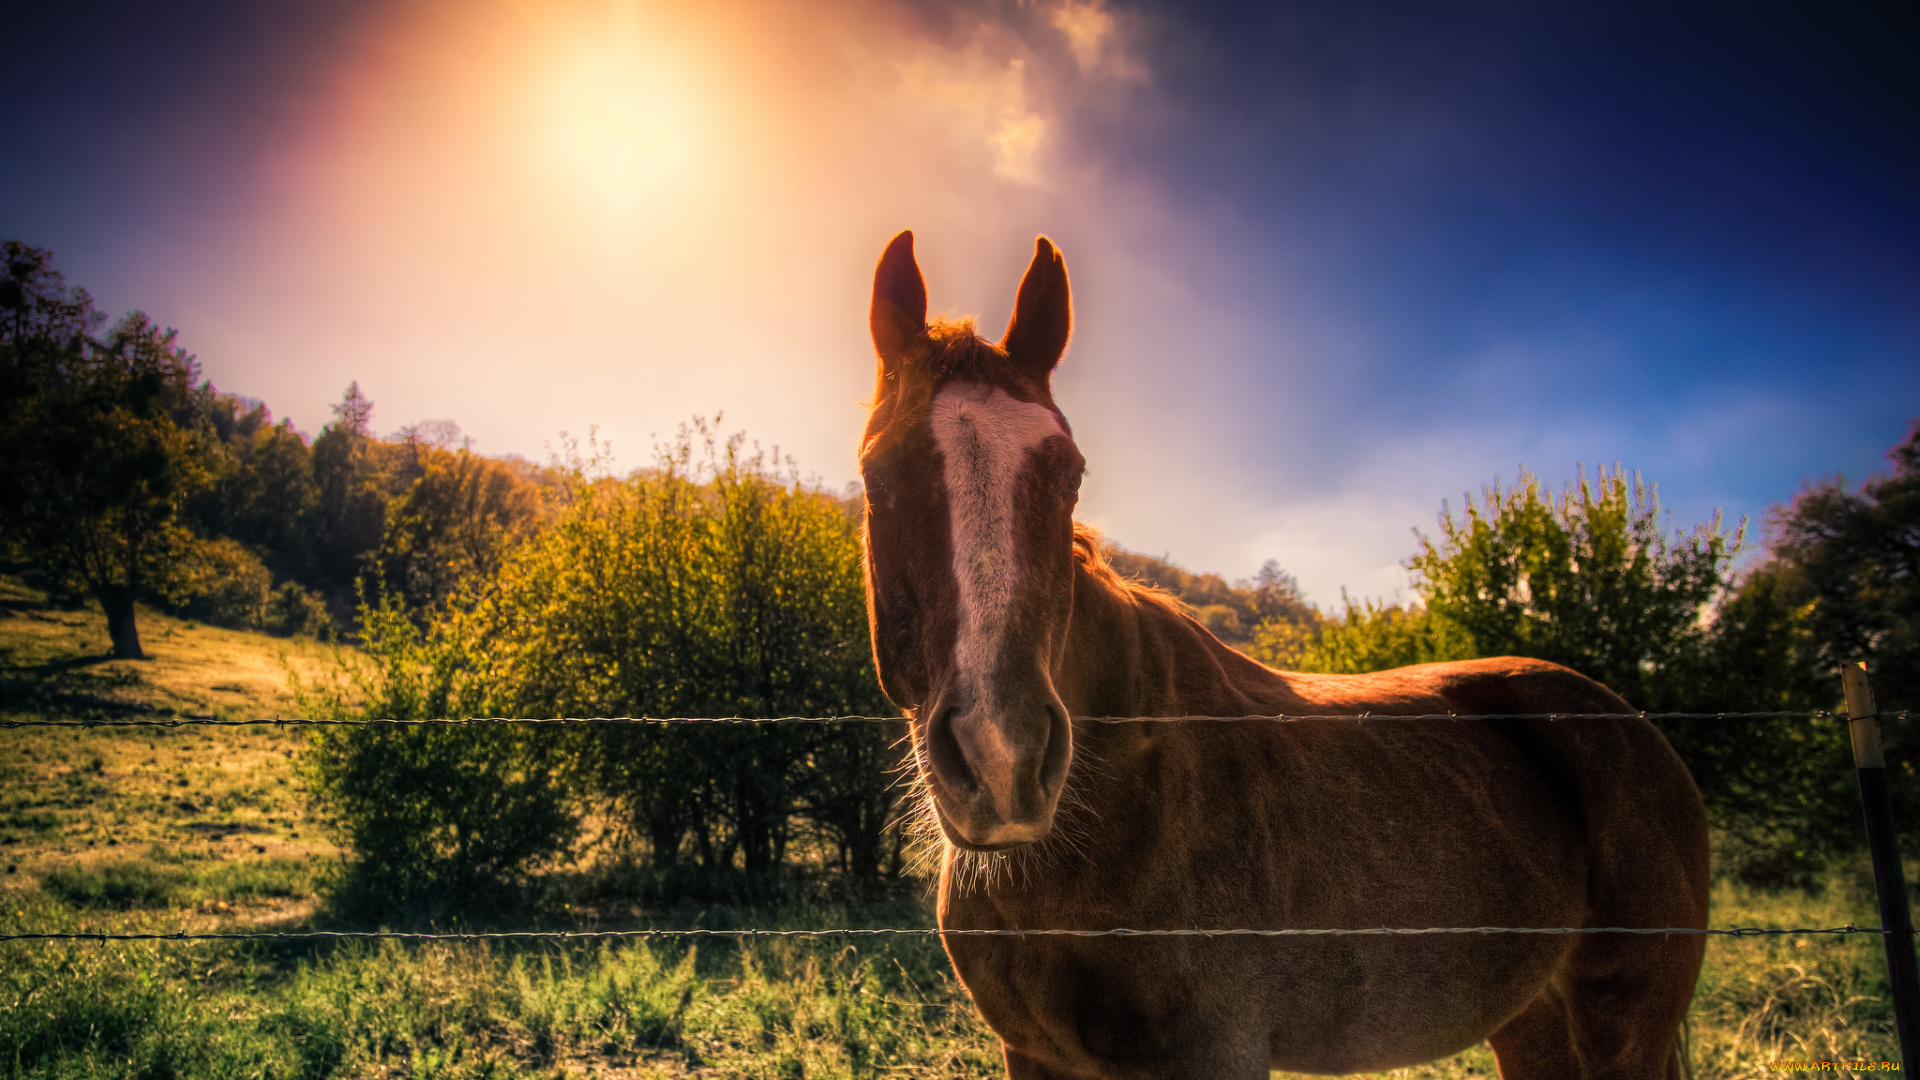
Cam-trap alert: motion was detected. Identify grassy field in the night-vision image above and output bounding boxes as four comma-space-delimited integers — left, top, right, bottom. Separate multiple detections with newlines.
0, 583, 1908, 1078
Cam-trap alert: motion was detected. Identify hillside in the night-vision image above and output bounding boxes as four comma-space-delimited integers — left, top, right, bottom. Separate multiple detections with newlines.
1100, 543, 1319, 648
0, 577, 340, 885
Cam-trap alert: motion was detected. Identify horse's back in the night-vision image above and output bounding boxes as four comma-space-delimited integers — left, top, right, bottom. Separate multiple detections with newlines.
1282, 655, 1710, 923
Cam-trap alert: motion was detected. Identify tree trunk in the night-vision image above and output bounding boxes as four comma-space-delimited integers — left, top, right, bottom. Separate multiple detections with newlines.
647, 813, 683, 871
848, 807, 882, 880
98, 583, 145, 659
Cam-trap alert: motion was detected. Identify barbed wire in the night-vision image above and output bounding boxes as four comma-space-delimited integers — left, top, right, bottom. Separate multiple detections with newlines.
0, 925, 1885, 944
1, 710, 1907, 729
2, 708, 1905, 949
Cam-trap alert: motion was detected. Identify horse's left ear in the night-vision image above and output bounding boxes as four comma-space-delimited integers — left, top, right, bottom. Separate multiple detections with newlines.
1001, 236, 1071, 381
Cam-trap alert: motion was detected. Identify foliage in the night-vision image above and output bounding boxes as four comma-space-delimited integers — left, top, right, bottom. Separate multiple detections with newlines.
1405, 465, 1741, 708
1254, 595, 1475, 673
266, 579, 335, 638
299, 590, 582, 912
304, 381, 416, 597
299, 421, 903, 908
1105, 549, 1317, 647
1768, 419, 1920, 712
183, 390, 319, 579
1672, 419, 1920, 883
169, 535, 274, 630
0, 243, 214, 657
375, 441, 550, 613
1239, 446, 1920, 884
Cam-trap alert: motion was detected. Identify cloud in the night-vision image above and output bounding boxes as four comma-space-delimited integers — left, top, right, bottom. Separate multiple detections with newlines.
1046, 0, 1145, 82
894, 51, 1048, 185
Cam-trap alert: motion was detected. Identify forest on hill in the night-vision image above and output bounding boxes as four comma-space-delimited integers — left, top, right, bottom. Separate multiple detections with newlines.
4, 239, 1917, 905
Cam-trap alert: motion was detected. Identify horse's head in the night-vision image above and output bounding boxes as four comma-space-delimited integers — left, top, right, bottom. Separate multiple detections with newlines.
860, 231, 1084, 852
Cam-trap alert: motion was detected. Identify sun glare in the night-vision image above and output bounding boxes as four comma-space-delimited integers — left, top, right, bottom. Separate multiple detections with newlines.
542, 27, 704, 216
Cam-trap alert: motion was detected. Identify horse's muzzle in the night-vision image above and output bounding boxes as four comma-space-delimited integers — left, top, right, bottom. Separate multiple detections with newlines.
921, 694, 1073, 850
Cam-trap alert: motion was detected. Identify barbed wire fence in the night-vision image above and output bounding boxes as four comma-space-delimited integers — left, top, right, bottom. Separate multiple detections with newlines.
1, 709, 1906, 729
0, 707, 1911, 946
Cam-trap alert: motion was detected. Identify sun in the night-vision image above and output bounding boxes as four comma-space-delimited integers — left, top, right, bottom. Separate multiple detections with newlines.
541, 22, 704, 216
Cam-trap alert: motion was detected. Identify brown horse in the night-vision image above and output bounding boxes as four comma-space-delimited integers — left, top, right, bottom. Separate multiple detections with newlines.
859, 230, 1710, 1079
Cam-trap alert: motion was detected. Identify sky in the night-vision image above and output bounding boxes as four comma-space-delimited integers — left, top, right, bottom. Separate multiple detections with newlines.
5, 0, 1916, 605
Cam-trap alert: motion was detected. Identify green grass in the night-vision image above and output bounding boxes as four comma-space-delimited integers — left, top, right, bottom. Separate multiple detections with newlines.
1, 873, 1906, 1079
1, 576, 1911, 1078
39, 853, 324, 911
1, 891, 997, 1079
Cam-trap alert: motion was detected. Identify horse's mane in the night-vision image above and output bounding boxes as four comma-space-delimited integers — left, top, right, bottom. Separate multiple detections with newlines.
1072, 523, 1190, 618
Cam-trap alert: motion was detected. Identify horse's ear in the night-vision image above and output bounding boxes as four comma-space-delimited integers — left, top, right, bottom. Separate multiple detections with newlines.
871, 230, 927, 372
1001, 236, 1071, 381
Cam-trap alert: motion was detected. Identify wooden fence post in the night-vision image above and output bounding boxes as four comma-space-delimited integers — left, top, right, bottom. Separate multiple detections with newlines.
1841, 661, 1918, 1061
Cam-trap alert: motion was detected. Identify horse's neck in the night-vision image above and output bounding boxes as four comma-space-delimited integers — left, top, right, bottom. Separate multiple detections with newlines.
1059, 562, 1302, 720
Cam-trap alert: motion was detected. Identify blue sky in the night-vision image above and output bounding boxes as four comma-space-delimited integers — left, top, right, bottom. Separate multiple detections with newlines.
5, 0, 1915, 603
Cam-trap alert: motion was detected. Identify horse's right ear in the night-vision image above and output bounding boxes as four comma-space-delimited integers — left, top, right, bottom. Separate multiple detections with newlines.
871, 231, 927, 373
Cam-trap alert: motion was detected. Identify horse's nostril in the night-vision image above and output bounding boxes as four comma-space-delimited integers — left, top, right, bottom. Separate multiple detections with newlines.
925, 705, 979, 798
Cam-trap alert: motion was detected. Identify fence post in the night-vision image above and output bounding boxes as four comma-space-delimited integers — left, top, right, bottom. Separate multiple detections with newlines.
1841, 661, 1918, 1061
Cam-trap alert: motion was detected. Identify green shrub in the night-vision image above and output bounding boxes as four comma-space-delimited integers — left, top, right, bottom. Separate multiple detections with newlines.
266, 578, 333, 638
1254, 595, 1474, 673
297, 421, 903, 912
171, 536, 272, 629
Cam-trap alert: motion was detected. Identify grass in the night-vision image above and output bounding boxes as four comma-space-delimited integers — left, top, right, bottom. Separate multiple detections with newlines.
1, 577, 1911, 1077
0, 576, 337, 722
0, 889, 997, 1079
0, 579, 342, 889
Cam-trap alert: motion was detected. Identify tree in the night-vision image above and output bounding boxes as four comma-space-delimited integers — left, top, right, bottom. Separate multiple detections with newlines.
376, 443, 549, 612
472, 423, 896, 885
1254, 595, 1473, 674
1252, 460, 1915, 884
184, 391, 319, 579
0, 241, 102, 586
306, 382, 411, 595
1675, 418, 1920, 881
1407, 466, 1741, 709
1769, 420, 1920, 712
0, 245, 211, 657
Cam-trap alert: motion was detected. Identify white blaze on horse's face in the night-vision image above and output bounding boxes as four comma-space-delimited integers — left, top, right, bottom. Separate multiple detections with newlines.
932, 382, 1068, 722
866, 230, 1079, 853
925, 380, 1075, 850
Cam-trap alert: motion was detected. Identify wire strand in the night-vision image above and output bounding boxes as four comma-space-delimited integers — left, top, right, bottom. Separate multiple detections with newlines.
1, 710, 1905, 729
0, 925, 1883, 943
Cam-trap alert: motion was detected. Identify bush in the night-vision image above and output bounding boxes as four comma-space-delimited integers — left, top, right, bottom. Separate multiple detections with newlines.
169, 536, 273, 629
266, 578, 333, 638
299, 591, 580, 914
1254, 596, 1474, 673
298, 421, 903, 911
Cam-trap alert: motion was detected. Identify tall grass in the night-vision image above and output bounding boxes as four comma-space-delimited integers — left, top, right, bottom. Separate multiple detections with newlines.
5, 873, 1906, 1079
1, 887, 999, 1080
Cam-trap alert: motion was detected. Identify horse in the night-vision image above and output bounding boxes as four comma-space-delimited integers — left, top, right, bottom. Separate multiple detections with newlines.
857, 230, 1710, 1079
